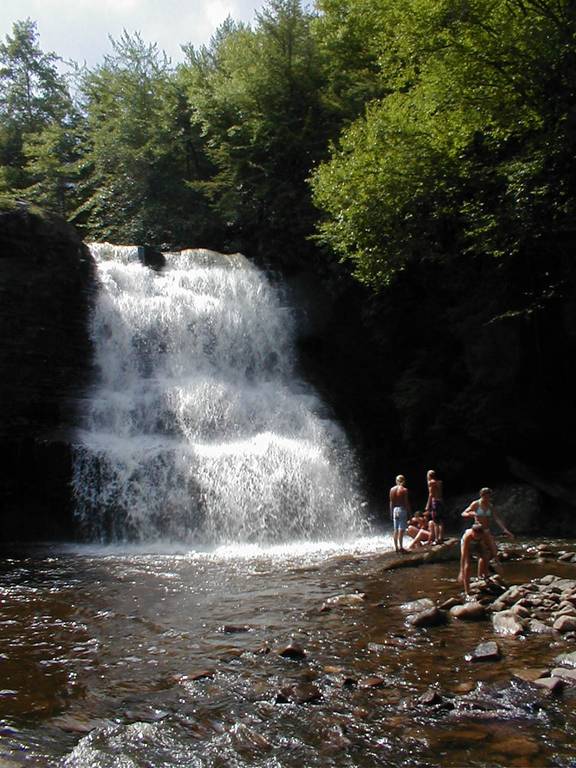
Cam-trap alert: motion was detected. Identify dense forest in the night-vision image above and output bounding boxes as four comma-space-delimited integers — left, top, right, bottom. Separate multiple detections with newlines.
2, 0, 576, 514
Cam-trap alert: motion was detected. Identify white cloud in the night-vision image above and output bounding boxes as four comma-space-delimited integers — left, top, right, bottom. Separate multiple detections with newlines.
0, 0, 263, 67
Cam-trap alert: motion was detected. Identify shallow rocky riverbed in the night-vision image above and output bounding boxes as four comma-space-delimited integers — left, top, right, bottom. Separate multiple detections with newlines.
0, 538, 575, 767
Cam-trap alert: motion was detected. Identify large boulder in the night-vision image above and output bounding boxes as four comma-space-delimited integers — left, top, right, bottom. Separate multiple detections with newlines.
0, 205, 96, 541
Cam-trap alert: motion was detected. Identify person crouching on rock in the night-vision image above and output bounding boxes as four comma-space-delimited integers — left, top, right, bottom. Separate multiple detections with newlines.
458, 523, 491, 596
461, 487, 513, 577
407, 510, 432, 550
390, 475, 412, 554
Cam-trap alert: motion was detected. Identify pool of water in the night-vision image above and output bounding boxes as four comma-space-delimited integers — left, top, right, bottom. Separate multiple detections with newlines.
0, 537, 575, 767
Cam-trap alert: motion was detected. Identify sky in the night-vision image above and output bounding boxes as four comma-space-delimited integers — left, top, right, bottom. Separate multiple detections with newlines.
0, 0, 266, 68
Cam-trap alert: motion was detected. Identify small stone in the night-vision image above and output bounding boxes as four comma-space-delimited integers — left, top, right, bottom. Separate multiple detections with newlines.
188, 669, 215, 681
533, 677, 564, 694
323, 665, 345, 675
553, 615, 576, 633
558, 552, 575, 562
453, 681, 476, 694
465, 640, 501, 662
553, 650, 576, 668
276, 682, 322, 704
440, 597, 463, 610
511, 668, 550, 683
220, 624, 252, 634
324, 593, 366, 607
358, 676, 386, 688
527, 619, 555, 635
551, 667, 576, 685
492, 610, 525, 635
539, 575, 558, 585
401, 598, 436, 613
278, 642, 307, 660
419, 688, 442, 706
450, 602, 486, 621
510, 604, 531, 618
407, 606, 448, 628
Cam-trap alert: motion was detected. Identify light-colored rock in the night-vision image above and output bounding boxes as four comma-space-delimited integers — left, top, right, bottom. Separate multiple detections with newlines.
450, 602, 486, 621
551, 668, 576, 685
511, 667, 549, 682
324, 592, 366, 607
492, 610, 525, 635
554, 650, 576, 668
553, 615, 576, 633
401, 598, 435, 613
527, 619, 555, 635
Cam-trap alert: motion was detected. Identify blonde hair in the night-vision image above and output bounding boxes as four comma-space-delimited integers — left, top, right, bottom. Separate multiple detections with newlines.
396, 475, 405, 485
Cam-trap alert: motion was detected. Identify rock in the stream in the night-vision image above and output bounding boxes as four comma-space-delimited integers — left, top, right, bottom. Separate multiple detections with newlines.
511, 668, 550, 683
278, 642, 307, 660
492, 610, 525, 635
465, 641, 501, 662
419, 688, 443, 706
407, 606, 448, 628
276, 682, 321, 704
551, 668, 576, 685
450, 602, 486, 621
553, 615, 576, 633
554, 650, 576, 668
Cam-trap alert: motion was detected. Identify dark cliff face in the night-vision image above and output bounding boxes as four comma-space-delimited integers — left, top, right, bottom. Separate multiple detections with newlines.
0, 205, 96, 541
294, 253, 576, 522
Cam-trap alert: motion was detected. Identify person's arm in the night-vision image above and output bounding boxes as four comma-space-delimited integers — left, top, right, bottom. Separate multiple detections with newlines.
493, 510, 513, 538
461, 501, 478, 519
389, 488, 395, 519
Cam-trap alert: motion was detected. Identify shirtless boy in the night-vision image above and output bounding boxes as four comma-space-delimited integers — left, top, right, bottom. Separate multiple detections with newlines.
425, 469, 444, 544
390, 475, 412, 554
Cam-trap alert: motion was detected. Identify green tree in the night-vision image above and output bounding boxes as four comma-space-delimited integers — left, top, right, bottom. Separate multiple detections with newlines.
0, 19, 74, 200
73, 31, 215, 245
311, 0, 576, 292
181, 0, 336, 261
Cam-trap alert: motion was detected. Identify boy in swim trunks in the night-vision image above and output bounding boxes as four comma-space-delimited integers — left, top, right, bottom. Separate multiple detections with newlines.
390, 475, 412, 554
425, 469, 444, 544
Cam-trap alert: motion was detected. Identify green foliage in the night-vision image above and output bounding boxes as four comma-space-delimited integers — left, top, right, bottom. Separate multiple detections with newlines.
311, 0, 576, 289
180, 0, 337, 259
72, 31, 215, 244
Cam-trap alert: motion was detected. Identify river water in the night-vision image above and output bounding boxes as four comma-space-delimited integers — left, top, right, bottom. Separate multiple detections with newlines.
1, 539, 575, 767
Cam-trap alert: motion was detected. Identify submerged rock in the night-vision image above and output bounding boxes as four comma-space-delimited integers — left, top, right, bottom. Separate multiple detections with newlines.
278, 642, 307, 660
450, 602, 486, 621
492, 610, 525, 636
407, 606, 448, 628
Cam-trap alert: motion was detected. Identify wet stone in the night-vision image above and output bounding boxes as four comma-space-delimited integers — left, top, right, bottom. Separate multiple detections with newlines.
533, 677, 565, 694
465, 641, 501, 662
401, 598, 436, 613
358, 676, 386, 689
419, 688, 442, 706
527, 619, 555, 635
553, 615, 576, 633
554, 650, 576, 667
276, 682, 322, 704
278, 642, 307, 660
219, 624, 252, 634
551, 667, 576, 685
188, 669, 215, 681
407, 607, 448, 628
450, 602, 486, 621
558, 552, 576, 562
512, 667, 550, 683
323, 592, 366, 608
440, 597, 463, 611
492, 610, 525, 636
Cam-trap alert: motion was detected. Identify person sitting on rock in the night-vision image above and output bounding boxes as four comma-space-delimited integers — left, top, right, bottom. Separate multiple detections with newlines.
461, 487, 513, 576
406, 511, 432, 550
458, 523, 491, 596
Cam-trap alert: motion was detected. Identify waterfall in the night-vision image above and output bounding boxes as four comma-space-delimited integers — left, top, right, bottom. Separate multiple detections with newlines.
72, 244, 366, 545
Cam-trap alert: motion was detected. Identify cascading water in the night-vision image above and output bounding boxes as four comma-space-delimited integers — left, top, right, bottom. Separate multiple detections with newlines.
72, 244, 367, 545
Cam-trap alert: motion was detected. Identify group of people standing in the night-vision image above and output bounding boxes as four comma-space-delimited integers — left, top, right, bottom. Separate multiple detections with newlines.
389, 473, 514, 596
389, 470, 445, 554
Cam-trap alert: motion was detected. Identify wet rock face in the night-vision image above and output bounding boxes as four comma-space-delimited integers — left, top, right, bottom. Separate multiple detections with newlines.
0, 205, 96, 541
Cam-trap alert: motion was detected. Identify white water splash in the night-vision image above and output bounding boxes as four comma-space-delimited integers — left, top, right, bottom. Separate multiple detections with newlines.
73, 244, 367, 544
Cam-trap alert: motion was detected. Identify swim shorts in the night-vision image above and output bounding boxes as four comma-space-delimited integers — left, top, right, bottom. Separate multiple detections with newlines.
393, 507, 408, 531
431, 498, 445, 523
